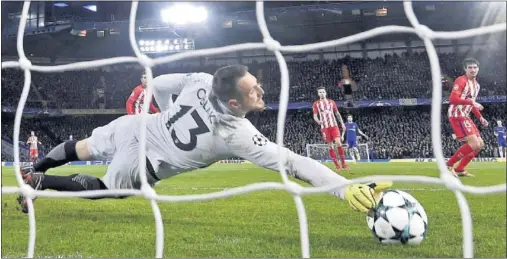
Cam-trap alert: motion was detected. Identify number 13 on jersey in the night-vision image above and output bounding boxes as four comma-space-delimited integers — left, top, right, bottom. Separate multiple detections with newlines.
165, 105, 210, 151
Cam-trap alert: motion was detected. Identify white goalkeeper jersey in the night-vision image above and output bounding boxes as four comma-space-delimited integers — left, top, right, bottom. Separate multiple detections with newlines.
135, 73, 349, 198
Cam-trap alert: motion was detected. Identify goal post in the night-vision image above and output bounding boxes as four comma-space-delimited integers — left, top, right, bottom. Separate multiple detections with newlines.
306, 143, 371, 163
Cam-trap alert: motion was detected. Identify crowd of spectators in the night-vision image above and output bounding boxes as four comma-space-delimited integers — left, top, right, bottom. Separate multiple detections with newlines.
252, 103, 506, 159
1, 115, 118, 161
2, 51, 505, 110
2, 49, 505, 162
2, 104, 505, 161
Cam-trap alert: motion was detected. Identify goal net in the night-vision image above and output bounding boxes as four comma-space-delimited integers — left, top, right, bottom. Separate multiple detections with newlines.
1, 1, 506, 258
306, 143, 371, 163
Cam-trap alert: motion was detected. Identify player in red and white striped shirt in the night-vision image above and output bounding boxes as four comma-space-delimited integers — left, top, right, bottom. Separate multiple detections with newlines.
446, 58, 488, 177
27, 131, 41, 164
312, 87, 348, 171
126, 73, 160, 115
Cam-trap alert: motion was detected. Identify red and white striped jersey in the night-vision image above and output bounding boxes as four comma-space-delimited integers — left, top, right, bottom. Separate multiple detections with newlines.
27, 136, 39, 150
126, 85, 159, 115
312, 99, 338, 129
448, 75, 481, 119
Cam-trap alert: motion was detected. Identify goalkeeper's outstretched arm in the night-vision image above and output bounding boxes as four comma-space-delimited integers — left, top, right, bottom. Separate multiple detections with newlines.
226, 120, 390, 213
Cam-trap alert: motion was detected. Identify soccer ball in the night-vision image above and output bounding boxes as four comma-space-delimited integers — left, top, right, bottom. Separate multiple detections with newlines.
366, 190, 428, 245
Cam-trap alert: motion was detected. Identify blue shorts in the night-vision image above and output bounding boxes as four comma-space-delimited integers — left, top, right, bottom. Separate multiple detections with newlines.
347, 139, 357, 148
498, 139, 506, 147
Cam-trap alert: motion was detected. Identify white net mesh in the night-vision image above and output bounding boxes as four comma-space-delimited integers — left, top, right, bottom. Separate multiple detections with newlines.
1, 1, 506, 258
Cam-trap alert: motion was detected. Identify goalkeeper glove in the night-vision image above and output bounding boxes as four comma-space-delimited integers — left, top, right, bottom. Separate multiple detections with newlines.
344, 181, 393, 213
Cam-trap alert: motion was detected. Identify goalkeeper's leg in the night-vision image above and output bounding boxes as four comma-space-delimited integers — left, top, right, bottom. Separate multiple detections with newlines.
16, 147, 151, 214
25, 116, 128, 176
28, 140, 89, 174
17, 141, 159, 213
17, 172, 113, 213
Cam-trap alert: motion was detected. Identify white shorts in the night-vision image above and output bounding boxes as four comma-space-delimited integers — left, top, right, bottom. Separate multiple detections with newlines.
87, 115, 159, 189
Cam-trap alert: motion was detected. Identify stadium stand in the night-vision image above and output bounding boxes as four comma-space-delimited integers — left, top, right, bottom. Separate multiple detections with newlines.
2, 47, 506, 161
2, 104, 505, 161
2, 48, 505, 162
2, 51, 505, 109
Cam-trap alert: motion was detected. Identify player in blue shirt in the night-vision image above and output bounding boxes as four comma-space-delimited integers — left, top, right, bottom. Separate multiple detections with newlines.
341, 115, 369, 163
494, 120, 506, 158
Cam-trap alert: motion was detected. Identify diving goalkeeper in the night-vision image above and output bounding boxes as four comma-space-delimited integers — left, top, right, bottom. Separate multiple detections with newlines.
18, 65, 391, 214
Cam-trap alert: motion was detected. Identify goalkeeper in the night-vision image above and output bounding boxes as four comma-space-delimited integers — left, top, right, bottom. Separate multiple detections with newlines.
18, 65, 391, 214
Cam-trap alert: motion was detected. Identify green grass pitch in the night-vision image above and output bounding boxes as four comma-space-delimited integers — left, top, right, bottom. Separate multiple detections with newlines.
1, 162, 506, 258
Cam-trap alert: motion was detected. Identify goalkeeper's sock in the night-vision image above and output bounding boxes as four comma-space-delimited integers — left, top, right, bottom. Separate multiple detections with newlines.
337, 146, 346, 166
446, 144, 473, 167
34, 140, 78, 173
455, 151, 477, 172
42, 174, 100, 191
328, 149, 340, 168
41, 174, 115, 199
